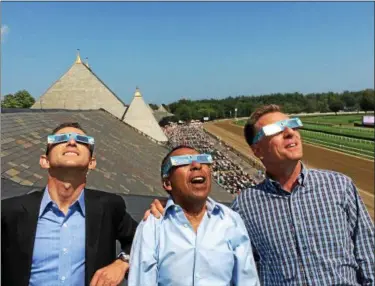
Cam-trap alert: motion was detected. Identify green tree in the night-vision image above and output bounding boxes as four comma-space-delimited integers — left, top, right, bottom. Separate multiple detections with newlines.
342, 92, 357, 109
1, 90, 35, 108
329, 100, 344, 115
174, 104, 192, 121
306, 98, 317, 113
360, 91, 375, 113
1, 94, 17, 108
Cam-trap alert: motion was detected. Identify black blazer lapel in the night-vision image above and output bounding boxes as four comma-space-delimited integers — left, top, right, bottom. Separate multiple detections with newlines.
85, 190, 103, 285
18, 189, 45, 285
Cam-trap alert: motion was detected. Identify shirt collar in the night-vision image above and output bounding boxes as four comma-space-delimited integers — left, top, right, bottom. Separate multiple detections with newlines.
39, 186, 86, 217
265, 161, 309, 193
164, 196, 224, 219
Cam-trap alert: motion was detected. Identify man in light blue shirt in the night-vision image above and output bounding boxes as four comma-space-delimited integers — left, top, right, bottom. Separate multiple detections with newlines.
128, 145, 259, 286
2, 122, 138, 286
29, 187, 86, 285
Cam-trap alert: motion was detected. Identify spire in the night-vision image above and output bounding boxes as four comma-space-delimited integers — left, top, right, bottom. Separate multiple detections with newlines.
75, 49, 82, 64
134, 86, 142, 97
85, 57, 90, 68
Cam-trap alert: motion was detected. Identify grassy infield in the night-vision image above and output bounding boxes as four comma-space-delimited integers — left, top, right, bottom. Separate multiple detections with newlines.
235, 114, 374, 160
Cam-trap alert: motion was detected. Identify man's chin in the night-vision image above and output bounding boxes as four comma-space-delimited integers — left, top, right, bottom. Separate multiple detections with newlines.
190, 189, 210, 201
52, 162, 88, 170
285, 149, 303, 160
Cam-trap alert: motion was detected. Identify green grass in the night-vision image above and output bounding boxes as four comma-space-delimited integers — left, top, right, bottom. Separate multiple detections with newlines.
237, 113, 374, 127
235, 120, 247, 126
300, 130, 374, 159
300, 113, 374, 126
302, 123, 374, 140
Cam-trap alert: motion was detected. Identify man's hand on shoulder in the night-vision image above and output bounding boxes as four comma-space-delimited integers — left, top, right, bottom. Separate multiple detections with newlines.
142, 198, 167, 221
90, 259, 128, 286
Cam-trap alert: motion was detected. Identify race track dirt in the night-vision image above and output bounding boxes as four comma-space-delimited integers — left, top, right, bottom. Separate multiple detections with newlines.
205, 120, 374, 220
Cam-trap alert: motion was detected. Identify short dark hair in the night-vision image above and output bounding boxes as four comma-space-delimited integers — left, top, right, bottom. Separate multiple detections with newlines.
160, 145, 197, 178
52, 122, 87, 135
244, 104, 281, 146
46, 122, 91, 156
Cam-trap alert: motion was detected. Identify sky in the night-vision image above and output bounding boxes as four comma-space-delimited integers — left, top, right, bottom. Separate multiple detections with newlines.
1, 2, 374, 105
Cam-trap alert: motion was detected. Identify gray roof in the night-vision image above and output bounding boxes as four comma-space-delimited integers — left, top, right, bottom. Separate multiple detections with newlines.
1, 109, 234, 203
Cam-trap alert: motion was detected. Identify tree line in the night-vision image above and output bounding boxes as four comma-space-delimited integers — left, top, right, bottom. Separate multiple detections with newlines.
2, 89, 374, 122
164, 89, 374, 121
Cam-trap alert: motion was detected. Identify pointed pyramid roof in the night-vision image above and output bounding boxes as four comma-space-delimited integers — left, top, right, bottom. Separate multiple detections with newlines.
123, 88, 168, 142
153, 104, 174, 122
31, 50, 127, 120
157, 104, 169, 112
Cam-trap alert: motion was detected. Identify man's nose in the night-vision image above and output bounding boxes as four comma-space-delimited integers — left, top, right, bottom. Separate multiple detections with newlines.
67, 136, 78, 145
190, 160, 202, 170
283, 127, 295, 137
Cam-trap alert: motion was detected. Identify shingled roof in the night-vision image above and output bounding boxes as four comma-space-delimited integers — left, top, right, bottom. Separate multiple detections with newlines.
31, 52, 127, 120
1, 109, 234, 203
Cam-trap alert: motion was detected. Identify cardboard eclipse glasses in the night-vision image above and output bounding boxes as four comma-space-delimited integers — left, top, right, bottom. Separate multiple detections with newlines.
252, 117, 303, 144
162, 154, 213, 178
47, 133, 95, 152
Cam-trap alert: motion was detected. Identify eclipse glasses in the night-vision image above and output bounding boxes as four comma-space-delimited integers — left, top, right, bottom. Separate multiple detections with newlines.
47, 133, 95, 151
252, 117, 303, 144
162, 154, 213, 178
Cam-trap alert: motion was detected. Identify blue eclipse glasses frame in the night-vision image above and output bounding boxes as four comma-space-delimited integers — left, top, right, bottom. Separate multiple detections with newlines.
252, 117, 303, 144
47, 132, 95, 152
162, 154, 213, 178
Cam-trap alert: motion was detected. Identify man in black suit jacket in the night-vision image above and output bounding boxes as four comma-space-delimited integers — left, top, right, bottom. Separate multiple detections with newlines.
2, 122, 138, 286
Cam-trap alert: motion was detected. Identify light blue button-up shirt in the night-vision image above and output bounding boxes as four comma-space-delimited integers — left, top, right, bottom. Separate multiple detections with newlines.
128, 196, 259, 286
29, 188, 86, 286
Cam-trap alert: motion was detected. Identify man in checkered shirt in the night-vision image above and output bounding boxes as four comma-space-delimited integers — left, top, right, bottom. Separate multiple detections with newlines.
146, 104, 374, 285
232, 104, 374, 285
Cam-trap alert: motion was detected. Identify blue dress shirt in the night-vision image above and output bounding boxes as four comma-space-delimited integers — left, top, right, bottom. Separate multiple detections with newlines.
128, 196, 260, 286
29, 188, 86, 286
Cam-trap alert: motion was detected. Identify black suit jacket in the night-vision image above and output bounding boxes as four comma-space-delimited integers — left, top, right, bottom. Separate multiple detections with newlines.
1, 188, 138, 286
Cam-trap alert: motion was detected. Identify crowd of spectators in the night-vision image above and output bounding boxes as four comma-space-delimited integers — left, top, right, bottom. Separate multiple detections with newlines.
162, 121, 258, 194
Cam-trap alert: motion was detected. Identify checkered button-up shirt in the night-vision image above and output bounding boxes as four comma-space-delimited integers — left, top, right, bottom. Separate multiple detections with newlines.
231, 164, 374, 285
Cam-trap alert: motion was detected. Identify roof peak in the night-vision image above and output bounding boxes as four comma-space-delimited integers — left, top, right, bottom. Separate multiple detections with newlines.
75, 49, 82, 64
134, 87, 142, 97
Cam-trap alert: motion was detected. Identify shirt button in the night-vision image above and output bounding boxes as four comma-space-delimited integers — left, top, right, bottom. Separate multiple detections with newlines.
63, 248, 68, 253
61, 276, 66, 281
63, 223, 68, 228
184, 224, 189, 228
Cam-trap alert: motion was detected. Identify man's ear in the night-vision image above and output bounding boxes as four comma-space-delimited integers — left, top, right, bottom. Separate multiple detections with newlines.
88, 156, 97, 170
162, 178, 172, 192
251, 144, 264, 161
40, 155, 50, 169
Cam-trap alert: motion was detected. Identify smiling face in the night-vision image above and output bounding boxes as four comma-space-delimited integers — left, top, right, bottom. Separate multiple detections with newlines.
252, 112, 303, 167
40, 127, 96, 171
163, 147, 212, 204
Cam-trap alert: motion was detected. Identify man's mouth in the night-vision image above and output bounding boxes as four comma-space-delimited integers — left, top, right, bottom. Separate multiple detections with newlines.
63, 151, 79, 156
286, 143, 297, 149
190, 176, 206, 184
